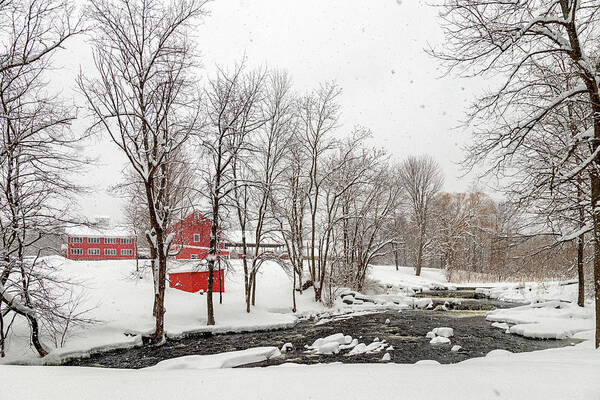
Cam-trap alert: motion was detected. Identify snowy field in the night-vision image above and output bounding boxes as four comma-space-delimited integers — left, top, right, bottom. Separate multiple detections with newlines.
2, 344, 600, 400
1, 256, 324, 364
2, 260, 596, 363
1, 259, 599, 399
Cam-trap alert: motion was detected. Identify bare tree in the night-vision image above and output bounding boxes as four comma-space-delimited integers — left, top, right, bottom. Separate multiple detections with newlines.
333, 154, 401, 292
433, 0, 600, 346
398, 155, 443, 276
78, 0, 206, 342
271, 129, 308, 312
198, 63, 266, 325
114, 148, 196, 271
0, 0, 84, 357
230, 70, 295, 313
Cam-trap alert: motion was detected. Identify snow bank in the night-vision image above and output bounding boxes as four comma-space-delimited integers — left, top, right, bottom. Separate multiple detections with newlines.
2, 342, 600, 399
475, 281, 579, 304
1, 257, 316, 364
486, 301, 593, 340
146, 347, 281, 370
369, 265, 447, 294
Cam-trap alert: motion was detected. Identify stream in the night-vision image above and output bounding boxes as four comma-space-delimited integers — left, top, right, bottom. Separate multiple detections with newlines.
64, 293, 572, 369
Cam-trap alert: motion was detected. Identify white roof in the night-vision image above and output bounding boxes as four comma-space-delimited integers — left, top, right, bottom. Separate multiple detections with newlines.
225, 230, 283, 246
65, 225, 135, 238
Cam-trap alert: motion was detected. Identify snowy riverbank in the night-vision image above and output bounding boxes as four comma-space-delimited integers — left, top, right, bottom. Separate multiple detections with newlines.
2, 342, 599, 400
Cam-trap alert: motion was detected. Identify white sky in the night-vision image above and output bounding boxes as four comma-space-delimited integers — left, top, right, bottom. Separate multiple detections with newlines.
57, 0, 487, 223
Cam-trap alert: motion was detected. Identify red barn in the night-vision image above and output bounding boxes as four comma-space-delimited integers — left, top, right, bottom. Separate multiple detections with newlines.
170, 212, 229, 260
65, 226, 136, 260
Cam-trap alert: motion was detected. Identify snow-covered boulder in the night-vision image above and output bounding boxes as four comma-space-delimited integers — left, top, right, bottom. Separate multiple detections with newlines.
425, 331, 436, 339
347, 343, 367, 356
415, 359, 440, 365
382, 352, 391, 361
310, 333, 348, 348
340, 338, 358, 350
451, 345, 462, 352
486, 349, 512, 358
413, 298, 433, 309
148, 347, 282, 370
429, 336, 451, 345
432, 327, 454, 338
314, 342, 340, 355
280, 343, 293, 353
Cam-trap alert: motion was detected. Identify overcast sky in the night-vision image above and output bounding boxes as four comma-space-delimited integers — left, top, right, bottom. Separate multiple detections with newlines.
59, 0, 486, 223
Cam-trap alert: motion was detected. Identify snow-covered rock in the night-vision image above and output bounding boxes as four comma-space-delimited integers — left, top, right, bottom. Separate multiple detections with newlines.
413, 298, 433, 309
415, 359, 441, 365
486, 301, 592, 340
432, 327, 454, 338
340, 338, 358, 350
310, 333, 348, 349
147, 347, 281, 370
385, 318, 391, 324
280, 343, 293, 353
451, 345, 462, 352
425, 331, 436, 339
314, 342, 340, 355
382, 352, 391, 361
486, 349, 512, 358
346, 343, 367, 356
491, 322, 509, 330
429, 336, 451, 345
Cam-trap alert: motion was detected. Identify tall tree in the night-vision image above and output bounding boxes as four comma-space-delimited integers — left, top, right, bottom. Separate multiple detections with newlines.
0, 0, 83, 357
79, 0, 206, 342
199, 64, 266, 324
230, 71, 295, 313
398, 155, 444, 276
434, 0, 600, 347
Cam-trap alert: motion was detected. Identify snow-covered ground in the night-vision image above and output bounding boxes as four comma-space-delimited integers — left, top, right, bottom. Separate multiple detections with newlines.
3, 260, 596, 364
369, 265, 447, 292
2, 260, 600, 399
369, 265, 582, 304
1, 343, 599, 400
1, 256, 325, 364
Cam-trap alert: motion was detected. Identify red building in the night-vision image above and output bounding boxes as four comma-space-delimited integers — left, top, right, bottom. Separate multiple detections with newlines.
170, 212, 229, 260
65, 226, 136, 260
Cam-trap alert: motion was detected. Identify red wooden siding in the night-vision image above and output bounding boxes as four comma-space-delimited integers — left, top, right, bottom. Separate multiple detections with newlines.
168, 270, 225, 293
170, 212, 229, 260
67, 236, 136, 260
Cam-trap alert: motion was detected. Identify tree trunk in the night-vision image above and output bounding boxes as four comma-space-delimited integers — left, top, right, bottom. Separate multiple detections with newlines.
291, 265, 297, 313
251, 270, 257, 306
415, 239, 424, 277
577, 232, 585, 308
0, 306, 4, 358
592, 168, 600, 348
152, 250, 167, 341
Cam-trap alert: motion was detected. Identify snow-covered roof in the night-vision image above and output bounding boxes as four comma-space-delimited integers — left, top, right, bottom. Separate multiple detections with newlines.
65, 225, 135, 238
224, 230, 284, 246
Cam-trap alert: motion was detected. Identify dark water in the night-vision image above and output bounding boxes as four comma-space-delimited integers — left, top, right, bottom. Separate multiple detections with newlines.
64, 305, 570, 369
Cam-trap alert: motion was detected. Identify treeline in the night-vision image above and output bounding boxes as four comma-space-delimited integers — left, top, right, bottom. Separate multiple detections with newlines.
381, 190, 586, 287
